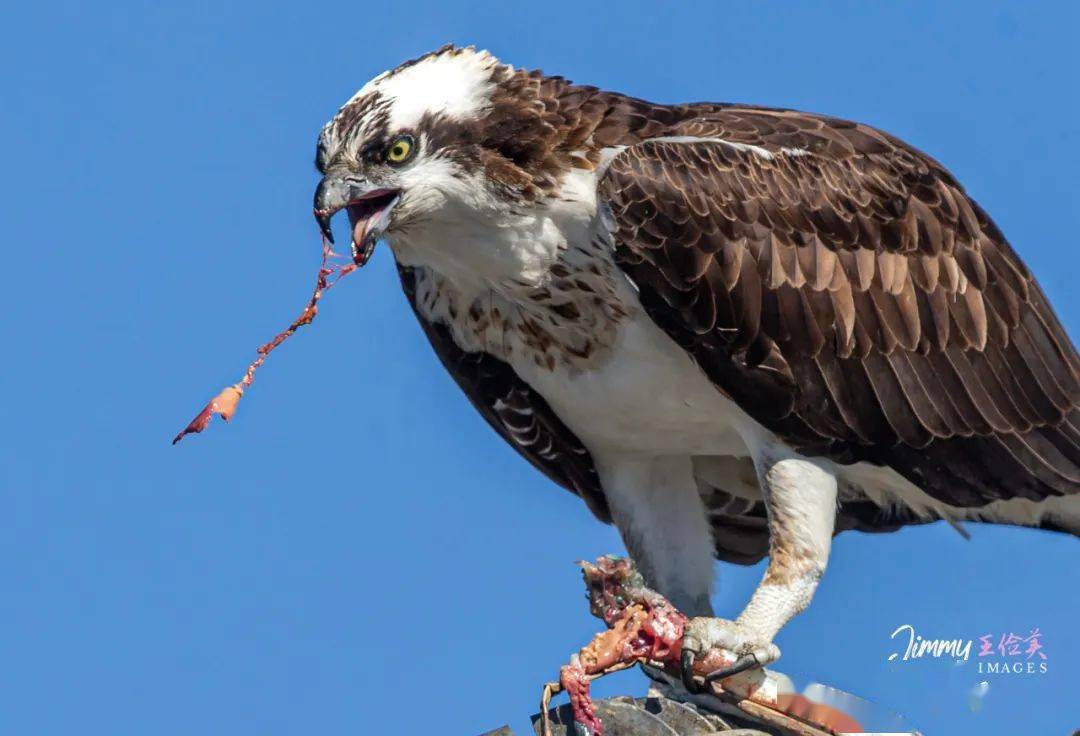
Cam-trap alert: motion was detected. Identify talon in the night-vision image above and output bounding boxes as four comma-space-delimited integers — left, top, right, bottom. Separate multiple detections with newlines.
703, 644, 780, 683
680, 617, 782, 693
703, 653, 760, 682
680, 647, 705, 694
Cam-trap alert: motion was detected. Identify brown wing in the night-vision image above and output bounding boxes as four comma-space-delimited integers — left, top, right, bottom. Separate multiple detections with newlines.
397, 264, 609, 521
600, 110, 1080, 508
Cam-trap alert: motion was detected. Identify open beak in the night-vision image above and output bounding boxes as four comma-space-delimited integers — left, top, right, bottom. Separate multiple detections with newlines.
313, 177, 400, 266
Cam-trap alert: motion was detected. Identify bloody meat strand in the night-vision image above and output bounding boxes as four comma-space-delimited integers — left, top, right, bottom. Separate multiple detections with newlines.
172, 239, 357, 445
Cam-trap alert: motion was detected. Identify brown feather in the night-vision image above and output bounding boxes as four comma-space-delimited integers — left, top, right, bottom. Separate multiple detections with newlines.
582, 100, 1080, 514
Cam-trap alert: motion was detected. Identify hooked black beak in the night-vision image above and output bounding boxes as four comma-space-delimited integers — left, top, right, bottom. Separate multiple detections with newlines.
312, 177, 343, 244
312, 176, 400, 265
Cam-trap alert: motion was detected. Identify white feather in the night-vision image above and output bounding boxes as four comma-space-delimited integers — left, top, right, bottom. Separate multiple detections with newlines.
348, 47, 499, 130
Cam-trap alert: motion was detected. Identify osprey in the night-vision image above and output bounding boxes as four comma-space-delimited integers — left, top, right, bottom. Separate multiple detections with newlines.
313, 46, 1079, 686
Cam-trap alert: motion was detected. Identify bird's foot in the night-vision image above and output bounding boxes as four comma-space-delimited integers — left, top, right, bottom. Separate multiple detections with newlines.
679, 617, 780, 694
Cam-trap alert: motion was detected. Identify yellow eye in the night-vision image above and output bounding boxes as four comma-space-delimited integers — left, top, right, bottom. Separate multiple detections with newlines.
386, 136, 413, 164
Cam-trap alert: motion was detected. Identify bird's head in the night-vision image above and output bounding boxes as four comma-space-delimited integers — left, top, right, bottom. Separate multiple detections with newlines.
313, 45, 590, 273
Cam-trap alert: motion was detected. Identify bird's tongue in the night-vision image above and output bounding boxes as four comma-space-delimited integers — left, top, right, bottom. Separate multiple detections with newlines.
350, 213, 380, 266
352, 215, 375, 249
345, 189, 398, 266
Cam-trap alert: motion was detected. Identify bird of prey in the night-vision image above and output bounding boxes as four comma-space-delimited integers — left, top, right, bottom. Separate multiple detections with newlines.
312, 45, 1079, 686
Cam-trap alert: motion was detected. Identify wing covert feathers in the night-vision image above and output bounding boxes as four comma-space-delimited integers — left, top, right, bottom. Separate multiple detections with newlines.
600, 109, 1079, 507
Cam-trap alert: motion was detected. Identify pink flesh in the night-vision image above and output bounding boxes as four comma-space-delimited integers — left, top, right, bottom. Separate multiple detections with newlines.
348, 191, 396, 249
352, 215, 376, 247
561, 663, 602, 735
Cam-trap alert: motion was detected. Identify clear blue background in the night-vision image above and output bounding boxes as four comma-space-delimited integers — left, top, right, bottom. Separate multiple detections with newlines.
2, 1, 1077, 734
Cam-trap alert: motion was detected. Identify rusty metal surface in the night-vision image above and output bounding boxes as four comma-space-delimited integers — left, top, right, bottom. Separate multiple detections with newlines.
533, 698, 694, 736
637, 697, 732, 733
727, 698, 834, 736
524, 694, 822, 736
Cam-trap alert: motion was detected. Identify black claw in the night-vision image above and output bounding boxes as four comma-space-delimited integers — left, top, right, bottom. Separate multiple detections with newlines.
703, 654, 761, 684
680, 649, 704, 694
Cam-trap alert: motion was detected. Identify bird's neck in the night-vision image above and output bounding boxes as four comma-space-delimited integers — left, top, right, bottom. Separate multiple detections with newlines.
396, 190, 634, 373
389, 169, 600, 295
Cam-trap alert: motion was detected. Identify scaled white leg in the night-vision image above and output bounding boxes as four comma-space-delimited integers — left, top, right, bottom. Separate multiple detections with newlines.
594, 452, 716, 617
682, 450, 838, 684
740, 453, 838, 639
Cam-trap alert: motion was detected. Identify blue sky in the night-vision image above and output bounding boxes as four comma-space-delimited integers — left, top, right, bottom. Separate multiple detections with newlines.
1, 1, 1077, 734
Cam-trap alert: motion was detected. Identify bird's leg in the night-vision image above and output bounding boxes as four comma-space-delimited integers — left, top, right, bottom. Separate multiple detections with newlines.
594, 454, 717, 618
682, 453, 837, 690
